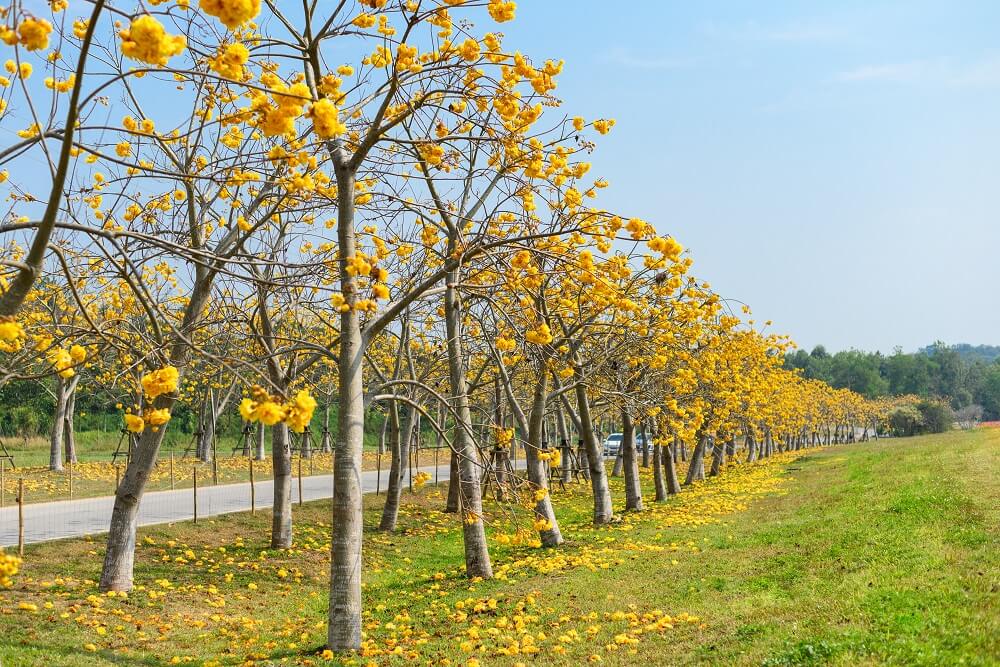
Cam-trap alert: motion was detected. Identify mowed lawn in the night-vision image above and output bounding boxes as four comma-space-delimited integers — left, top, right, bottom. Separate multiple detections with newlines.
1, 430, 997, 666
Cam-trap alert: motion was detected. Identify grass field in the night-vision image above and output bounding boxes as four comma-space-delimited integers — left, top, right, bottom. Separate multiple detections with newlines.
1, 429, 997, 666
1, 430, 423, 505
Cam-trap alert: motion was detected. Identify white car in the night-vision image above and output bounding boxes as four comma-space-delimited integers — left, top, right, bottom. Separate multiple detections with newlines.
603, 433, 623, 457
602, 433, 648, 457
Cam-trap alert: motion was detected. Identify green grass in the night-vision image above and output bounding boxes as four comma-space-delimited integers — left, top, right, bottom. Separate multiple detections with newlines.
1, 429, 997, 666
4, 425, 391, 469
1, 429, 421, 505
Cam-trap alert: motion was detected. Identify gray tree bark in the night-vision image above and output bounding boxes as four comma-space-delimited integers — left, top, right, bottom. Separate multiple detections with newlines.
708, 437, 726, 477
652, 443, 667, 501
63, 378, 79, 464
49, 376, 70, 471
574, 373, 613, 524
328, 167, 366, 651
640, 421, 650, 468
254, 423, 266, 461
524, 371, 562, 546
445, 446, 460, 513
612, 447, 624, 476
664, 439, 682, 495
745, 431, 758, 463
684, 434, 707, 485
621, 411, 643, 511
270, 423, 293, 548
556, 401, 571, 484
380, 400, 416, 531
444, 267, 493, 578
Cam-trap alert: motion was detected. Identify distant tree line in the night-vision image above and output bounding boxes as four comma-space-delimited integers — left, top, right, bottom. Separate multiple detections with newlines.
784, 342, 1000, 420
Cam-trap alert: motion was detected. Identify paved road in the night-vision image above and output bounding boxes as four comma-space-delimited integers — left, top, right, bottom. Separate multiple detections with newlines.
0, 462, 459, 548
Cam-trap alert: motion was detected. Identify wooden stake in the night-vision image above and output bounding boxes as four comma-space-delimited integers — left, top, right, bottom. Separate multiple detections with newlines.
193, 467, 198, 523
297, 456, 303, 506
115, 465, 121, 493
212, 455, 218, 486
68, 460, 73, 498
249, 458, 255, 515
170, 453, 175, 490
18, 478, 25, 557
376, 451, 381, 495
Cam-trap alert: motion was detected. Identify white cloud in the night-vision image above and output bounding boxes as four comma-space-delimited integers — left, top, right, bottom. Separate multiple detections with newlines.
602, 47, 692, 70
837, 57, 1000, 86
701, 19, 846, 44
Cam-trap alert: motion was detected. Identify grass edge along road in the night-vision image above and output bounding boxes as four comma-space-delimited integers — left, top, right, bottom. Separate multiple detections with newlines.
1, 429, 997, 666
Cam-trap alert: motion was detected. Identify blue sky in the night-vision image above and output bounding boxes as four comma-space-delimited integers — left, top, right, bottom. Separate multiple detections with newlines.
502, 1, 1000, 353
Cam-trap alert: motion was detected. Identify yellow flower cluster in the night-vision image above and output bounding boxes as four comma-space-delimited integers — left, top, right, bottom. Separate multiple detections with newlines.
457, 38, 480, 62
532, 517, 553, 531
537, 448, 561, 466
593, 118, 615, 135
207, 42, 249, 80
488, 0, 517, 23
0, 317, 24, 352
285, 389, 318, 433
647, 236, 683, 261
239, 387, 317, 433
417, 142, 445, 166
145, 407, 171, 427
0, 548, 20, 588
255, 81, 310, 137
525, 322, 553, 345
495, 427, 514, 447
124, 413, 145, 433
46, 344, 85, 378
11, 17, 52, 51
413, 471, 431, 488
119, 15, 186, 66
141, 365, 180, 399
199, 0, 261, 30
308, 98, 347, 140
495, 336, 517, 352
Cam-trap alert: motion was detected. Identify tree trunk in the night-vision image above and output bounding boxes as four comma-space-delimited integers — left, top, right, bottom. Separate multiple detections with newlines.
445, 447, 460, 513
652, 443, 667, 501
640, 421, 650, 468
622, 411, 643, 511
612, 447, 624, 476
254, 423, 266, 460
444, 269, 493, 578
99, 166, 223, 593
63, 376, 80, 464
380, 400, 414, 532
49, 376, 69, 472
328, 168, 365, 652
197, 390, 213, 462
556, 401, 571, 484
664, 439, 682, 495
574, 374, 613, 524
321, 422, 332, 453
745, 432, 758, 463
684, 434, 707, 485
708, 437, 726, 477
523, 371, 562, 546
270, 423, 293, 548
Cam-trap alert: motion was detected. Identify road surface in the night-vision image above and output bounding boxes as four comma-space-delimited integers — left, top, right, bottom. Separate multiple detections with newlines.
0, 461, 459, 548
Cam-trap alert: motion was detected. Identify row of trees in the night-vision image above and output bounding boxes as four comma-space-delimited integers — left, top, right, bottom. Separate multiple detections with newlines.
785, 343, 1000, 418
0, 0, 901, 651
